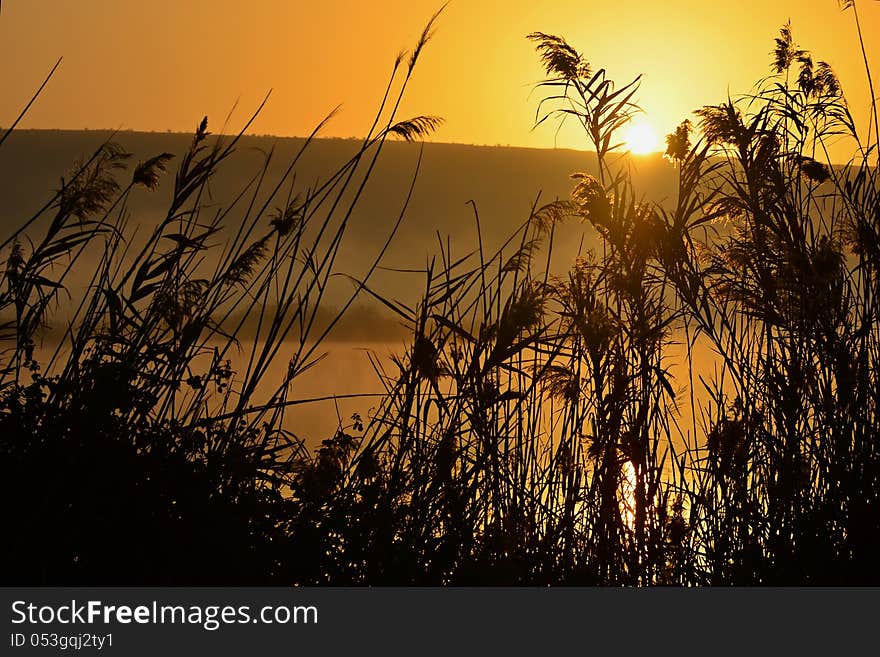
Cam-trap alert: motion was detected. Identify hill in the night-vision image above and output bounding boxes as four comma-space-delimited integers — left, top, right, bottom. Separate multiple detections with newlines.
0, 130, 679, 309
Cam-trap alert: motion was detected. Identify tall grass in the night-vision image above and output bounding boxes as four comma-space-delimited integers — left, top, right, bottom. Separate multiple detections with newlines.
0, 10, 444, 584
289, 5, 879, 585
2, 2, 878, 585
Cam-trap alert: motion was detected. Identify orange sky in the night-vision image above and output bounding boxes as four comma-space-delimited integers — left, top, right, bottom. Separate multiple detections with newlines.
1, 1, 877, 155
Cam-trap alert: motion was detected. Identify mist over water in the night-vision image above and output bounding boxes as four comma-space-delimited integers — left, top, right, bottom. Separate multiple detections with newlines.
236, 338, 398, 444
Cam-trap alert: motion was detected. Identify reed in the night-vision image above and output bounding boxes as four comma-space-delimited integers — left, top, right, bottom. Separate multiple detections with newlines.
1, 2, 877, 585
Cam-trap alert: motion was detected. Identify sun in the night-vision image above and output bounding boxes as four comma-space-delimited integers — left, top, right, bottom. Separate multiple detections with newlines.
623, 120, 661, 155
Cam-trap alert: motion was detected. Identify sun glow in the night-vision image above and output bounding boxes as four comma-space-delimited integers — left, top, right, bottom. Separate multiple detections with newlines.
623, 120, 661, 155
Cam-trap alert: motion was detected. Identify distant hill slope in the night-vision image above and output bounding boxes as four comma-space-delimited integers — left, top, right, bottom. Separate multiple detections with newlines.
0, 130, 679, 308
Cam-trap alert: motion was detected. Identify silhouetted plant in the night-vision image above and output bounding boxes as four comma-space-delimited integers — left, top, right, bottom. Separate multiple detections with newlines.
1, 3, 878, 586
0, 8, 444, 584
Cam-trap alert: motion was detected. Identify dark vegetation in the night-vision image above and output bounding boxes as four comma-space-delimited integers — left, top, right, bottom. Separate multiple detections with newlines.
2, 2, 879, 584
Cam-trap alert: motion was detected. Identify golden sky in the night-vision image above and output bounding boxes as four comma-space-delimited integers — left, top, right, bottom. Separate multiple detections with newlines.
1, 1, 877, 153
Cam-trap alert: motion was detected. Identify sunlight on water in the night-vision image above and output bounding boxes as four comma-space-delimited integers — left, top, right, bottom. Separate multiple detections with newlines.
621, 460, 637, 530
